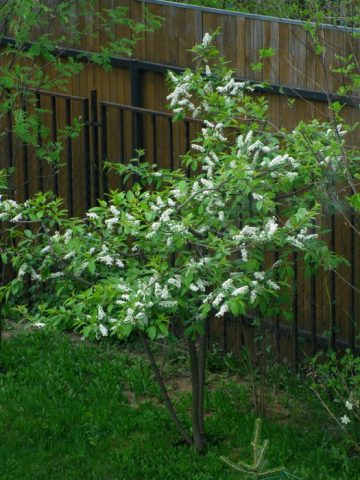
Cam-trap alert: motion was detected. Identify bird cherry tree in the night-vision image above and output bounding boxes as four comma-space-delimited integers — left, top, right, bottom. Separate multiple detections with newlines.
0, 33, 346, 452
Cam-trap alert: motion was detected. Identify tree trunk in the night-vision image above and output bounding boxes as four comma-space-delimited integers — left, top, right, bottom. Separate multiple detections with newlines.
139, 331, 193, 446
188, 337, 206, 453
198, 321, 208, 439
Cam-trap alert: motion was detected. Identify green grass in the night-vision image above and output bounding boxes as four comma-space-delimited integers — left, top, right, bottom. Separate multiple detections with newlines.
0, 330, 359, 479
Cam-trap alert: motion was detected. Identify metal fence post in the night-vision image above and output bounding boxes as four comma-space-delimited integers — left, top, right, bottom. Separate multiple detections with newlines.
130, 62, 143, 156
90, 90, 100, 203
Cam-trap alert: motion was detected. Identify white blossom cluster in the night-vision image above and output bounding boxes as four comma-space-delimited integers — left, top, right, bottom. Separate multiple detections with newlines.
233, 217, 279, 243
0, 198, 24, 223
340, 396, 359, 426
202, 271, 281, 319
92, 274, 180, 338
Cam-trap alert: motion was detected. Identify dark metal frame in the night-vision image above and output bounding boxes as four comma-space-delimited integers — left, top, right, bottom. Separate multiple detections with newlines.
1, 36, 359, 107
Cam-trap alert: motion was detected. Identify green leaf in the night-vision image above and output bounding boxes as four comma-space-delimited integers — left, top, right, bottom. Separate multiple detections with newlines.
147, 325, 156, 340
88, 261, 96, 274
229, 299, 245, 316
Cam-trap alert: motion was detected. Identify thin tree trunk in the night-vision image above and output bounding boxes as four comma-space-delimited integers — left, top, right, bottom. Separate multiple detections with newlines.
139, 331, 193, 446
198, 320, 208, 440
188, 337, 206, 453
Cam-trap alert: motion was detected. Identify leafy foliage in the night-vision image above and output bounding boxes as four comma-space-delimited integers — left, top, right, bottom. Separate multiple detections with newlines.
311, 350, 360, 453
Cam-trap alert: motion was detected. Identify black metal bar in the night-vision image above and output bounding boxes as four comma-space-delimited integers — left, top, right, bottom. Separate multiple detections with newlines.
65, 98, 74, 216
130, 63, 144, 157
132, 110, 140, 157
3, 36, 359, 107
119, 108, 125, 189
22, 103, 29, 201
151, 113, 157, 165
6, 107, 13, 169
35, 93, 43, 192
82, 98, 91, 210
51, 96, 59, 196
101, 101, 178, 119
90, 90, 100, 203
168, 118, 174, 170
100, 104, 108, 197
6, 101, 14, 197
130, 62, 142, 108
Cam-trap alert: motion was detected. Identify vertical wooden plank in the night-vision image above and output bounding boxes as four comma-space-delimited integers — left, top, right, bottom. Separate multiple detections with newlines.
131, 0, 146, 60
235, 17, 246, 78
178, 8, 203, 67
252, 19, 263, 82
245, 18, 254, 81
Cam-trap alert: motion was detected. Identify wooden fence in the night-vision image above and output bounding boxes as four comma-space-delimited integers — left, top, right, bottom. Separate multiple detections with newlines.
1, 0, 360, 365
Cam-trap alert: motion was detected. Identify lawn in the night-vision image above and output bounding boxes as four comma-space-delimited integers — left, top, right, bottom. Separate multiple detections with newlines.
0, 330, 359, 480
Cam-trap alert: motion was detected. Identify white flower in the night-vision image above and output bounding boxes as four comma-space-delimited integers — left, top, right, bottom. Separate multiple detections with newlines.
115, 259, 124, 268
341, 415, 350, 425
64, 251, 76, 260
240, 245, 248, 262
110, 205, 120, 216
345, 400, 353, 411
33, 322, 46, 329
17, 263, 28, 279
86, 212, 99, 220
31, 270, 41, 281
213, 293, 225, 307
97, 306, 106, 321
265, 217, 278, 237
215, 304, 228, 318
98, 254, 114, 266
159, 300, 177, 308
10, 213, 22, 223
205, 65, 212, 76
222, 279, 233, 291
191, 144, 205, 153
168, 275, 182, 288
254, 271, 265, 281
105, 217, 118, 230
202, 32, 212, 47
267, 280, 280, 291
64, 229, 73, 244
232, 286, 249, 296
250, 290, 257, 304
99, 324, 108, 337
49, 271, 64, 279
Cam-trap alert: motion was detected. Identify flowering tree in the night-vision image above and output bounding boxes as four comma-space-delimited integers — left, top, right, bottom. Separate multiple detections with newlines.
0, 33, 346, 452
